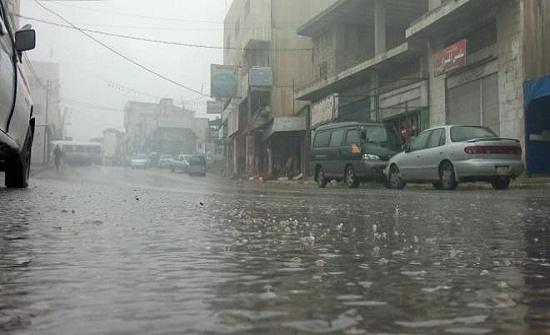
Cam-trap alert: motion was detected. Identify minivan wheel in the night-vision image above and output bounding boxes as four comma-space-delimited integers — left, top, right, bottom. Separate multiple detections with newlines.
317, 167, 327, 188
387, 165, 405, 189
5, 128, 33, 189
491, 177, 511, 190
439, 161, 458, 190
345, 165, 360, 188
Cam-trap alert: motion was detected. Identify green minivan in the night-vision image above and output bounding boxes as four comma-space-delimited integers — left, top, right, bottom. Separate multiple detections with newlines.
311, 122, 401, 188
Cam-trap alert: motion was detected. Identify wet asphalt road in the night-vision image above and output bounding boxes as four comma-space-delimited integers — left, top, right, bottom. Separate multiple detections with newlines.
1, 165, 550, 334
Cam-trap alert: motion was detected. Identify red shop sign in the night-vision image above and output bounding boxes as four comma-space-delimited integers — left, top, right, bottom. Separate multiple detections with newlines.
433, 39, 467, 76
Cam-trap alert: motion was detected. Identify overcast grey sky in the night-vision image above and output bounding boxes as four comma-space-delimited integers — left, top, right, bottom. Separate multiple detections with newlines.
21, 0, 233, 140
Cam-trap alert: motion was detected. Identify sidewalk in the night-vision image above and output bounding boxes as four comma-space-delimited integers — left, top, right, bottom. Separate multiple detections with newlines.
512, 175, 550, 188
262, 175, 550, 189
30, 163, 52, 176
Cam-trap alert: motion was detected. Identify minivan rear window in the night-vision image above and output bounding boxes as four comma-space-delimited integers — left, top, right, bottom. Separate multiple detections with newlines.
313, 131, 330, 147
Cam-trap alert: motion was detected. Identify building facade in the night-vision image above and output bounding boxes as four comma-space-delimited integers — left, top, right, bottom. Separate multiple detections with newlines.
296, 0, 550, 176
220, 0, 336, 179
123, 98, 209, 158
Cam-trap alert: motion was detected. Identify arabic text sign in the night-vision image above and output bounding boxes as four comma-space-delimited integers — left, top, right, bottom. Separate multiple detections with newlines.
249, 67, 273, 87
433, 39, 467, 76
211, 64, 239, 98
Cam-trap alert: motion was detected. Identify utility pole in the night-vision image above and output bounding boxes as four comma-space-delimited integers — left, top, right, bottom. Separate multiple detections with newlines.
43, 80, 51, 164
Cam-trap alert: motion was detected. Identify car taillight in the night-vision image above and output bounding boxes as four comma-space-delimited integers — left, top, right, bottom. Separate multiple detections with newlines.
464, 145, 522, 155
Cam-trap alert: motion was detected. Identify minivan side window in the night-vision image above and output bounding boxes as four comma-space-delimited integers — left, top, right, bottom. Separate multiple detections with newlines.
313, 131, 330, 147
329, 129, 344, 147
346, 129, 361, 144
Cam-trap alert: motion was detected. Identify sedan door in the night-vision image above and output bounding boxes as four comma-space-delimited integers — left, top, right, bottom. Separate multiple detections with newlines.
418, 128, 447, 180
398, 130, 431, 181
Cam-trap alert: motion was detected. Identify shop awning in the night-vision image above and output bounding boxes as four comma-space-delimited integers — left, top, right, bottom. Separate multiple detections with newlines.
264, 117, 306, 140
524, 75, 550, 109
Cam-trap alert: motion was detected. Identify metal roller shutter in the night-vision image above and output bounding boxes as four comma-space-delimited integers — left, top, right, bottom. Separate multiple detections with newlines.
447, 73, 500, 133
448, 80, 481, 125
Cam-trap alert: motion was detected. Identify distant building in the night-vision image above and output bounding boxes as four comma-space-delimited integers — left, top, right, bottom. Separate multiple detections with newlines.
123, 98, 208, 157
220, 0, 337, 179
22, 61, 61, 164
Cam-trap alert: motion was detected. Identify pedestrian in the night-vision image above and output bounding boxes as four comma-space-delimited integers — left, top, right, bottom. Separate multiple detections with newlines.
53, 144, 62, 170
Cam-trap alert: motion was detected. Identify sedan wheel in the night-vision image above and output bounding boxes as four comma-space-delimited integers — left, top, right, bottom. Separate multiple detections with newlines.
345, 166, 360, 188
439, 161, 458, 190
317, 167, 327, 188
387, 165, 405, 189
491, 177, 511, 190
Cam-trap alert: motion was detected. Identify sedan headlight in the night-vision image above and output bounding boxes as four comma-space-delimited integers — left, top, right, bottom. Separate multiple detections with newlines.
362, 154, 381, 160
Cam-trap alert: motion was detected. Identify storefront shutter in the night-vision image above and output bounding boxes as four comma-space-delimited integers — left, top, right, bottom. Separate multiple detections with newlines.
448, 80, 481, 125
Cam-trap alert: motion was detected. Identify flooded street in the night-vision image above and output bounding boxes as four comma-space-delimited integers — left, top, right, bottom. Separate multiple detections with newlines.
1, 166, 550, 334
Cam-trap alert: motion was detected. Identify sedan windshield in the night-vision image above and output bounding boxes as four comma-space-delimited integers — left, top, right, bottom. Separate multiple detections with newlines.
450, 126, 497, 142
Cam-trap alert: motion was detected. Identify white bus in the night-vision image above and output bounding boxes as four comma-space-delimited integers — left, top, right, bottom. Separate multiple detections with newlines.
51, 141, 102, 166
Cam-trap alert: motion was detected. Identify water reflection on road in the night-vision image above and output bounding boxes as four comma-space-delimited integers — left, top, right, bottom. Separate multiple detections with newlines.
0, 168, 549, 334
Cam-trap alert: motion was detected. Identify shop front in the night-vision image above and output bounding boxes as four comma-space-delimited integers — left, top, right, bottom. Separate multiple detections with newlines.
446, 61, 500, 134
378, 81, 429, 144
264, 117, 306, 179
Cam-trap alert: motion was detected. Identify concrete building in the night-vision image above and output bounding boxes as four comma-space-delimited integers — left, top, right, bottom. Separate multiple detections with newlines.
221, 0, 336, 179
23, 61, 61, 164
123, 98, 209, 158
296, 0, 550, 176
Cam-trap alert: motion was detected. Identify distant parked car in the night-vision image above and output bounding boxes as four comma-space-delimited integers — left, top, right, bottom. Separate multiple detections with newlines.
170, 154, 190, 173
131, 154, 150, 169
187, 154, 207, 177
158, 154, 173, 168
384, 125, 525, 190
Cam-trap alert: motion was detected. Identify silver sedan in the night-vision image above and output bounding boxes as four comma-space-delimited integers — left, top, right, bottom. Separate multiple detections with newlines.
384, 125, 525, 190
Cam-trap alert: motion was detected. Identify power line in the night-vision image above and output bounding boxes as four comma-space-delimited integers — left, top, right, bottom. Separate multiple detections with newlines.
18, 15, 314, 51
46, 1, 227, 24
62, 97, 123, 112
32, 30, 164, 101
43, 1, 323, 27
32, 1, 209, 97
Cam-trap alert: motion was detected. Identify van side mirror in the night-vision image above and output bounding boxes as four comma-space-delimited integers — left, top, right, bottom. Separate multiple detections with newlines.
15, 29, 36, 52
403, 144, 411, 152
360, 130, 367, 141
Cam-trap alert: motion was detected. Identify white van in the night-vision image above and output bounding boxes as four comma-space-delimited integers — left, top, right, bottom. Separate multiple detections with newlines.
0, 0, 36, 188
